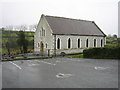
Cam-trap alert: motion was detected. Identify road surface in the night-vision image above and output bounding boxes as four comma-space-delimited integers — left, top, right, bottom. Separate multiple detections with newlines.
0, 62, 2, 89
2, 57, 118, 88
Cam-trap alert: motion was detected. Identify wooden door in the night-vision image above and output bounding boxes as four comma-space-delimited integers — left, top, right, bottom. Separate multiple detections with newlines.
41, 42, 44, 52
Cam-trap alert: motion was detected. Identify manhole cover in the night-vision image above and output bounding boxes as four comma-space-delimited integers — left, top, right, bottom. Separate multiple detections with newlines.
56, 73, 73, 78
94, 67, 109, 70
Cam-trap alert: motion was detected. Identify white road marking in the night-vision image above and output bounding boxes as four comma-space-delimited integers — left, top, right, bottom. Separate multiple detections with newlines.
40, 61, 56, 66
28, 61, 56, 66
56, 73, 73, 78
28, 64, 40, 66
56, 60, 67, 63
10, 61, 22, 69
94, 66, 109, 70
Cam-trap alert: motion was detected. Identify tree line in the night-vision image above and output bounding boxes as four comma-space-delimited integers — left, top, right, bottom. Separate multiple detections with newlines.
2, 31, 34, 55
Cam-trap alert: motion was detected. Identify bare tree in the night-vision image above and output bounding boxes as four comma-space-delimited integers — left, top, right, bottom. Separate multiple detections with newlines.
19, 25, 27, 31
29, 24, 37, 32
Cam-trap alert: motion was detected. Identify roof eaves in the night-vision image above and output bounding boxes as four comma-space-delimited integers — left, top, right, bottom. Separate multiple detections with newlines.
53, 33, 105, 37
92, 21, 106, 37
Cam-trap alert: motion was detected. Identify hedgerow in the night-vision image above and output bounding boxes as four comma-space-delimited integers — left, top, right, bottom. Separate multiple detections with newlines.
83, 47, 120, 59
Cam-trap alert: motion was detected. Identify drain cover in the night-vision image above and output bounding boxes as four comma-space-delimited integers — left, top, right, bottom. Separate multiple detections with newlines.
56, 73, 72, 78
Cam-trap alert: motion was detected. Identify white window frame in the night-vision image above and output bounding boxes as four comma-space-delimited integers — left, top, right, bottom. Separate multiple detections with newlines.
46, 43, 47, 48
77, 38, 81, 48
57, 38, 61, 49
67, 38, 72, 49
85, 38, 89, 48
101, 39, 103, 47
93, 38, 97, 47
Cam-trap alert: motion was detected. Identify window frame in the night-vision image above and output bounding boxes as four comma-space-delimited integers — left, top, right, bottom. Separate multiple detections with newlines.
78, 38, 81, 48
57, 38, 61, 49
86, 38, 89, 48
68, 38, 71, 49
93, 39, 97, 47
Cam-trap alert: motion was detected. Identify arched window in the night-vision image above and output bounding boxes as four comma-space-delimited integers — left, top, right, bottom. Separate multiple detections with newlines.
68, 38, 71, 48
42, 28, 44, 36
78, 39, 80, 48
94, 39, 96, 47
57, 38, 60, 49
86, 39, 89, 48
38, 43, 40, 47
46, 44, 47, 48
44, 30, 45, 36
101, 39, 103, 47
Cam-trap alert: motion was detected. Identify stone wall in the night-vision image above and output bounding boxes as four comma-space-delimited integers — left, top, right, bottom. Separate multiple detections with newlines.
34, 15, 54, 53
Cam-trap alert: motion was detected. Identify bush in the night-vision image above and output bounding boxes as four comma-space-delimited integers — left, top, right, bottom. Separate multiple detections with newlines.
83, 47, 120, 59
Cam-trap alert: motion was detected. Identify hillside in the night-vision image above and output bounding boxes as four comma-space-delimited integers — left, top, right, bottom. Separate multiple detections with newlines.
1, 30, 35, 54
105, 37, 118, 47
1, 30, 119, 55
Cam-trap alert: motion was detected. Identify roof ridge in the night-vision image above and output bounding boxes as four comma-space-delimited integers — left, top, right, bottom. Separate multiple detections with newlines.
45, 15, 93, 22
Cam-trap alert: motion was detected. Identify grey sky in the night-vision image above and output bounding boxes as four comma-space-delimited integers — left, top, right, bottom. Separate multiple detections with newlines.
1, 0, 119, 35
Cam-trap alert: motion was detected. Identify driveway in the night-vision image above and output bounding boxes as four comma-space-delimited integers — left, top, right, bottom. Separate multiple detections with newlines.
2, 57, 118, 88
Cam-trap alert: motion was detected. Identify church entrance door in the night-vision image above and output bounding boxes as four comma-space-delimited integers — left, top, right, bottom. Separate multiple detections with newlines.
40, 42, 44, 52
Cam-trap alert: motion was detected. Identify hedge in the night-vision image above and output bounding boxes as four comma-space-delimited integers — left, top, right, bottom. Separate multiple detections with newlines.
83, 47, 120, 59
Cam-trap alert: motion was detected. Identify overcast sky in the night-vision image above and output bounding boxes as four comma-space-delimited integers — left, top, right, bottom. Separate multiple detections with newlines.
0, 0, 119, 35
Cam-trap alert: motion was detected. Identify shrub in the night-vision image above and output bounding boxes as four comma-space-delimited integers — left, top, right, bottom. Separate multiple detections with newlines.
83, 47, 120, 59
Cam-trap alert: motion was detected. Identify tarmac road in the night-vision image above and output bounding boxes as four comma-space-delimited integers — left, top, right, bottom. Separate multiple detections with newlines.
0, 62, 2, 89
2, 57, 118, 88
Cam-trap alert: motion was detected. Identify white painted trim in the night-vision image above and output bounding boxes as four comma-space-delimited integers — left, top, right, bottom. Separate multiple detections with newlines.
46, 43, 48, 49
93, 38, 97, 47
56, 38, 61, 49
10, 62, 22, 69
67, 37, 72, 49
101, 39, 103, 47
96, 39, 97, 47
85, 37, 89, 48
80, 39, 81, 48
77, 38, 81, 48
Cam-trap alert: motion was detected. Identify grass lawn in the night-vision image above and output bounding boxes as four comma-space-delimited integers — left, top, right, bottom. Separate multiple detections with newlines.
68, 54, 83, 58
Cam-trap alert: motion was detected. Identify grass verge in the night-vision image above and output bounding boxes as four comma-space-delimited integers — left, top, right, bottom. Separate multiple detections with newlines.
68, 54, 83, 58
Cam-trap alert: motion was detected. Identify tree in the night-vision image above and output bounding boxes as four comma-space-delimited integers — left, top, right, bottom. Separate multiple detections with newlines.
118, 38, 120, 47
113, 34, 117, 38
4, 37, 17, 55
5, 41, 11, 55
17, 31, 29, 53
3, 30, 18, 55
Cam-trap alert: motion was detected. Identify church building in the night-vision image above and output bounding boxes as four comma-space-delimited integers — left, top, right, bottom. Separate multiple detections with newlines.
34, 14, 106, 56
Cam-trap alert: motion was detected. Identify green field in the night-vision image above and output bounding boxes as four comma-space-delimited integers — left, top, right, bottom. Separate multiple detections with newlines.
1, 30, 34, 55
105, 37, 118, 47
1, 30, 119, 55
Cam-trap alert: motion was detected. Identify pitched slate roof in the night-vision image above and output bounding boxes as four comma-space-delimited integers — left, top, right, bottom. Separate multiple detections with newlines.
45, 15, 106, 37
